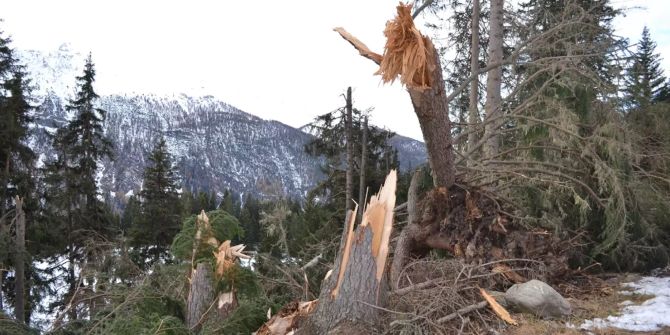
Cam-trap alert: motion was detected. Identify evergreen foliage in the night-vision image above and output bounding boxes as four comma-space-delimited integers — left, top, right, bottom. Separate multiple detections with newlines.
624, 27, 668, 109
305, 106, 399, 213
46, 54, 115, 240
171, 210, 244, 261
0, 28, 38, 327
130, 138, 182, 264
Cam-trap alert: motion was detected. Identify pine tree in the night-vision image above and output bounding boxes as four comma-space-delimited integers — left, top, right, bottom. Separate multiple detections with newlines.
238, 194, 262, 248
656, 80, 670, 103
131, 137, 181, 264
305, 103, 398, 213
0, 29, 36, 323
0, 31, 35, 218
52, 53, 114, 235
43, 54, 114, 320
624, 26, 668, 109
121, 195, 141, 233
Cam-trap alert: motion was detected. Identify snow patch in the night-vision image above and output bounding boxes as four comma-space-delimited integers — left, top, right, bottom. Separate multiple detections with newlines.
578, 277, 670, 332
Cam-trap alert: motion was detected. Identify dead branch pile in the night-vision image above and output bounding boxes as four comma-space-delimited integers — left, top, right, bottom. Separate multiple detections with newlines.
386, 258, 546, 334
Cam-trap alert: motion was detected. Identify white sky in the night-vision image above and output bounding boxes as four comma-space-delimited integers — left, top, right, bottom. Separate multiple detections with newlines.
1, 0, 668, 141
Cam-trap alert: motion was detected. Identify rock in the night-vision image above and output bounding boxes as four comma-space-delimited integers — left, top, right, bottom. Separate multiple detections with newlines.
504, 279, 571, 318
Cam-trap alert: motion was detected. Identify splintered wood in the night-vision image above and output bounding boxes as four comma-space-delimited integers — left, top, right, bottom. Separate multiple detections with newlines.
360, 170, 397, 282
254, 300, 319, 335
334, 3, 436, 90
376, 2, 436, 89
480, 288, 518, 326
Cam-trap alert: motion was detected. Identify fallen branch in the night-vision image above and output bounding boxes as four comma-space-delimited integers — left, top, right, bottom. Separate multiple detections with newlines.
394, 277, 445, 295
437, 301, 488, 324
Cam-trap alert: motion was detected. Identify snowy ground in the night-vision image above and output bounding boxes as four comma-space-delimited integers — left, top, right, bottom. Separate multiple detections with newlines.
576, 276, 670, 332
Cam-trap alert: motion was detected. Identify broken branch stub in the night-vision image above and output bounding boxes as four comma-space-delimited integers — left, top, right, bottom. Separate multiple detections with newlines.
334, 3, 436, 90
333, 27, 382, 65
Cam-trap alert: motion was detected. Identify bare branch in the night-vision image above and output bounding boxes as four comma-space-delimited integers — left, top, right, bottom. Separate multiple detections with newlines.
333, 27, 383, 65
412, 0, 435, 19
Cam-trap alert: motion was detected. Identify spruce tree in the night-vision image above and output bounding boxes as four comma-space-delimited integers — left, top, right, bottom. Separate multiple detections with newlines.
44, 54, 114, 320
656, 80, 670, 103
52, 53, 114, 235
0, 31, 35, 217
0, 29, 36, 325
624, 26, 668, 109
131, 137, 181, 264
305, 106, 398, 213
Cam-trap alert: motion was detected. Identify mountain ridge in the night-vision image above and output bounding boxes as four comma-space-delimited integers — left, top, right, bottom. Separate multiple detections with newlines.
20, 46, 428, 201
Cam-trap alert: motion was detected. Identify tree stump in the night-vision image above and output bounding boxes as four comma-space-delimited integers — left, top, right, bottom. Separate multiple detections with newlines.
299, 171, 397, 334
186, 262, 214, 333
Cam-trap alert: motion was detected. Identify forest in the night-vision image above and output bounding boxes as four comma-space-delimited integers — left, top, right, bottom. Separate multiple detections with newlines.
1, 0, 670, 334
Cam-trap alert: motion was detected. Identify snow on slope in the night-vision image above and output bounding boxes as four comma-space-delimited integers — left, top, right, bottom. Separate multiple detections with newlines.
577, 276, 670, 332
20, 45, 426, 204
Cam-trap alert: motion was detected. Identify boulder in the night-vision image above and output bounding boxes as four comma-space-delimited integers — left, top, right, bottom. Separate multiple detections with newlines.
504, 279, 571, 318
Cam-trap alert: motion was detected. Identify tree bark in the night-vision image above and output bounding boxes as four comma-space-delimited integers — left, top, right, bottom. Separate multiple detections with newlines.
14, 196, 26, 324
302, 214, 384, 334
67, 241, 77, 321
345, 87, 354, 211
467, 0, 481, 161
390, 169, 421, 290
186, 262, 215, 333
357, 115, 368, 222
484, 0, 505, 159
407, 48, 455, 188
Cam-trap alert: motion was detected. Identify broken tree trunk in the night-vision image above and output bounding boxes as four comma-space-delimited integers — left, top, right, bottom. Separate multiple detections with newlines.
334, 3, 455, 188
408, 72, 455, 188
185, 212, 249, 333
186, 262, 215, 333
299, 171, 397, 334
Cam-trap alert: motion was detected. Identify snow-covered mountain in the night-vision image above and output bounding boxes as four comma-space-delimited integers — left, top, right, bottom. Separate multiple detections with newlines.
21, 45, 427, 201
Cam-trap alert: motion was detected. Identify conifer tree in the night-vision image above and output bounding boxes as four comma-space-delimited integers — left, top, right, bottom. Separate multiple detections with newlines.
131, 137, 181, 264
121, 195, 141, 232
624, 27, 668, 109
0, 29, 35, 325
52, 53, 114, 235
0, 31, 35, 219
43, 54, 114, 320
305, 105, 398, 213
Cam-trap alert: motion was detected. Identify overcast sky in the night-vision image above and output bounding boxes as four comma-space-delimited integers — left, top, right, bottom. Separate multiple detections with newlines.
1, 0, 668, 141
